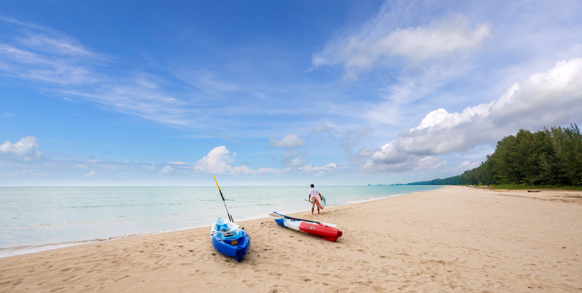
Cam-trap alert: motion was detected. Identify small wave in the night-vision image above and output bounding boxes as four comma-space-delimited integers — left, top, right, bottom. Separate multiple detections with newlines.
0, 224, 211, 259
0, 186, 443, 258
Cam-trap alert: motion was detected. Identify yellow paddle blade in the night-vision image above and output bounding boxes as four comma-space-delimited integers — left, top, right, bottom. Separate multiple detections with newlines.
214, 176, 221, 190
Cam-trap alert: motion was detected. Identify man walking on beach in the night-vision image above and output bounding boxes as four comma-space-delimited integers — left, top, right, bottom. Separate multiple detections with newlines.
308, 184, 321, 215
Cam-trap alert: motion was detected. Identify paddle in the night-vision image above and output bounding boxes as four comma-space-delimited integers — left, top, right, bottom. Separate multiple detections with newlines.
214, 176, 234, 223
269, 212, 337, 228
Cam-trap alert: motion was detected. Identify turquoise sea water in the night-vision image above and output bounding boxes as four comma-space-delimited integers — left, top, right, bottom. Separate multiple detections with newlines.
0, 185, 441, 257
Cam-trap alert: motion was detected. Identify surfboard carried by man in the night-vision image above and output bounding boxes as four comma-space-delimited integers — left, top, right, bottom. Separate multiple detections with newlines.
308, 184, 323, 215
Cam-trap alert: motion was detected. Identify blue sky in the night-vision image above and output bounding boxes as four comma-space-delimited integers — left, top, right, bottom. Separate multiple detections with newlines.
1, 0, 582, 186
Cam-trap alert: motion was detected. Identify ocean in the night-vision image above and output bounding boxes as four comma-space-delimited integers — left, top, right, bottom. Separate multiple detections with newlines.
0, 185, 441, 257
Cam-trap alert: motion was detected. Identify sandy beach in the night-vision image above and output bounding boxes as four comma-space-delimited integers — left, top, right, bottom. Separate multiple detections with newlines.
1, 186, 581, 292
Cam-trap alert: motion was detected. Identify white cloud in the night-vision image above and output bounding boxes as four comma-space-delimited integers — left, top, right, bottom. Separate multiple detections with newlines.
58, 83, 191, 127
194, 146, 257, 175
287, 157, 307, 167
195, 146, 236, 174
366, 64, 470, 125
160, 166, 174, 173
397, 58, 582, 155
0, 136, 43, 161
16, 30, 100, 59
348, 148, 375, 166
359, 58, 582, 173
416, 156, 447, 171
257, 168, 281, 175
313, 14, 490, 80
143, 164, 156, 171
84, 170, 95, 177
0, 41, 98, 85
457, 160, 481, 171
167, 161, 188, 165
269, 134, 311, 168
0, 17, 194, 128
269, 134, 306, 149
172, 69, 270, 103
232, 165, 254, 175
312, 123, 333, 137
340, 127, 373, 153
360, 142, 446, 173
299, 163, 341, 173
194, 146, 313, 175
369, 143, 408, 165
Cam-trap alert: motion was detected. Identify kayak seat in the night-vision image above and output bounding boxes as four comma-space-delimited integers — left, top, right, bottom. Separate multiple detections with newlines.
217, 229, 241, 239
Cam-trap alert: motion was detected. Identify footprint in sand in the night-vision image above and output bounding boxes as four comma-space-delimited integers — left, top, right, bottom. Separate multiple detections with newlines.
114, 275, 131, 282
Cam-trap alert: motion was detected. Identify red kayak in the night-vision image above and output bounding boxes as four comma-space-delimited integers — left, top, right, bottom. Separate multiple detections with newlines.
269, 212, 343, 242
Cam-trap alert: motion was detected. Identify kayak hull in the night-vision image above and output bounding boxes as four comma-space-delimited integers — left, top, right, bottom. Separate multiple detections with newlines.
271, 212, 342, 242
210, 218, 251, 262
211, 234, 250, 262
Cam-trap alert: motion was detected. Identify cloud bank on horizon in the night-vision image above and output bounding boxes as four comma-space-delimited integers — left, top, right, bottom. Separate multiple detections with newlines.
359, 58, 582, 173
1, 0, 582, 185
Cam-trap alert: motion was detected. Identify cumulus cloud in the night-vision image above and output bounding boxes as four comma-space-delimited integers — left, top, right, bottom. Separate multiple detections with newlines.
313, 13, 490, 80
397, 58, 582, 155
195, 146, 236, 174
194, 146, 256, 175
348, 148, 375, 166
270, 134, 310, 168
359, 58, 582, 173
360, 142, 446, 173
269, 134, 306, 149
0, 136, 43, 161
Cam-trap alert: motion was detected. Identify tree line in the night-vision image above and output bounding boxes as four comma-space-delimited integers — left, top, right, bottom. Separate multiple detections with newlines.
408, 124, 582, 186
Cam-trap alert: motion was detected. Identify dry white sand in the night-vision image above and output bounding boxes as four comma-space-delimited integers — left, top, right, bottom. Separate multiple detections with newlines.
1, 186, 581, 292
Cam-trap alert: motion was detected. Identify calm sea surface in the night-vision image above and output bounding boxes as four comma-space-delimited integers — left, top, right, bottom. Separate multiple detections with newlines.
0, 185, 441, 257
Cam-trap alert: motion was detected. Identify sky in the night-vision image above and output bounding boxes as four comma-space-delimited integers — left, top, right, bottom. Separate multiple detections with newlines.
1, 0, 582, 186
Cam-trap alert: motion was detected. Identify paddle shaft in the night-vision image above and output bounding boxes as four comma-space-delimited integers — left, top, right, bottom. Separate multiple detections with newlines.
273, 212, 319, 225
214, 176, 234, 222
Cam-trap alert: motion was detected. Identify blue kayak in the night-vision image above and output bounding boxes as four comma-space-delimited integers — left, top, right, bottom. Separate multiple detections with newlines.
210, 217, 250, 262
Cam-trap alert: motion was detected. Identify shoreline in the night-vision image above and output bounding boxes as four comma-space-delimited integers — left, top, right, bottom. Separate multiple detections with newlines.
1, 186, 580, 292
0, 186, 443, 259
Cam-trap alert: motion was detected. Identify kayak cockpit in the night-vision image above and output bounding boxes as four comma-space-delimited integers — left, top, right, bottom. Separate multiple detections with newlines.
210, 217, 251, 262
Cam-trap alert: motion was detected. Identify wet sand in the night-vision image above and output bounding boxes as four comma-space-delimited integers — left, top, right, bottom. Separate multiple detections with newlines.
1, 186, 581, 292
